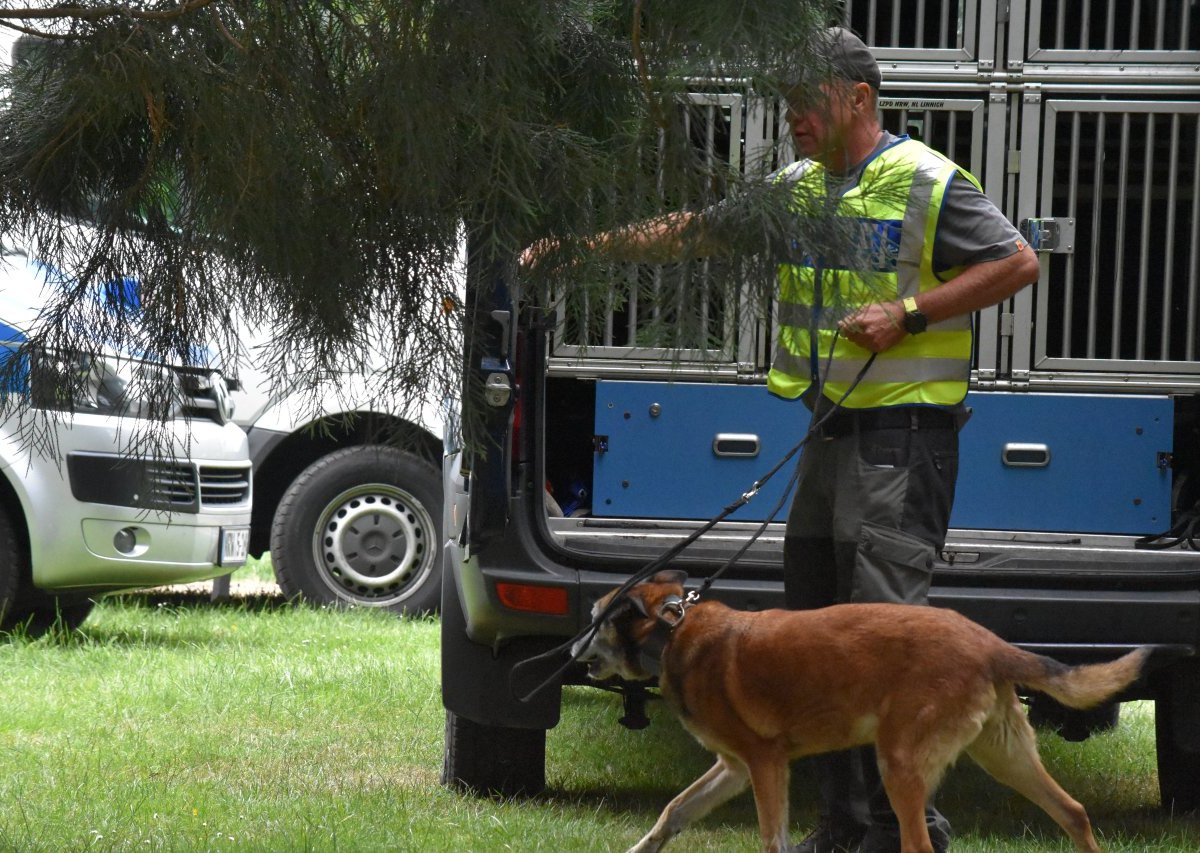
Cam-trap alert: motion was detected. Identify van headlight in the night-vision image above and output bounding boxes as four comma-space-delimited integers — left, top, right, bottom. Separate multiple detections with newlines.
31, 350, 161, 419
175, 369, 234, 425
29, 349, 234, 424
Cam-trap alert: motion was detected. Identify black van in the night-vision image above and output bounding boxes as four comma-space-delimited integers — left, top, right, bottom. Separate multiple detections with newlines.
440, 0, 1200, 813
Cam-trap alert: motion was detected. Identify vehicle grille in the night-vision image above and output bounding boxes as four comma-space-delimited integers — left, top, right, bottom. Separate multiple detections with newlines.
69, 454, 252, 513
145, 462, 252, 510
148, 463, 199, 507
198, 466, 252, 506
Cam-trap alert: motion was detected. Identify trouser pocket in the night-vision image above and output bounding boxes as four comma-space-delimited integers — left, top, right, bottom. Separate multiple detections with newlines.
850, 521, 935, 604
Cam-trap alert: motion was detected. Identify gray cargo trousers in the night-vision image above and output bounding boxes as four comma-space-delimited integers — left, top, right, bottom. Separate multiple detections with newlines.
783, 403, 963, 848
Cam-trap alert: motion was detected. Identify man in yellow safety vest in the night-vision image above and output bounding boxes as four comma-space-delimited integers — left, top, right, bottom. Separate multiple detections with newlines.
522, 26, 1039, 853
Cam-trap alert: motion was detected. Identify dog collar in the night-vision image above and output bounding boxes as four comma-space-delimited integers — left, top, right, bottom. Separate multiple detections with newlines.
638, 594, 687, 677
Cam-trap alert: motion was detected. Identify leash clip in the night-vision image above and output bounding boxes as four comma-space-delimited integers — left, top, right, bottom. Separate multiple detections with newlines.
640, 594, 689, 677
656, 594, 687, 628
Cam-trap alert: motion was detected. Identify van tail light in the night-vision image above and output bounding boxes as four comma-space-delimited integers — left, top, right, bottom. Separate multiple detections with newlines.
496, 582, 568, 616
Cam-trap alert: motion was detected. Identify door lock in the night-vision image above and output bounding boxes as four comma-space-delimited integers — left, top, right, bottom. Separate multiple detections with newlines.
483, 372, 512, 407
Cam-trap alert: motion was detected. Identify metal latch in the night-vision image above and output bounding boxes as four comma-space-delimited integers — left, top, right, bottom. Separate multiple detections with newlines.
483, 372, 512, 407
1019, 218, 1075, 254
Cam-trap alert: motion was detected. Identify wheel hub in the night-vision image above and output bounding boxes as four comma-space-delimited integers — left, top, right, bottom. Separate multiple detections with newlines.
315, 487, 433, 602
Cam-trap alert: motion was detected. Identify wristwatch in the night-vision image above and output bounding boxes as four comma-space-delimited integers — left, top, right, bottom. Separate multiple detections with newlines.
902, 296, 928, 334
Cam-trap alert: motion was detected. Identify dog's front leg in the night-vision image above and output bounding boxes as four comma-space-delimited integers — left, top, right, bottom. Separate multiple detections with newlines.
628, 755, 749, 853
746, 753, 790, 853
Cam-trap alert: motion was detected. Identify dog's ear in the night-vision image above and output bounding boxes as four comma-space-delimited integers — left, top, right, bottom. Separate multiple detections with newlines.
649, 569, 688, 589
625, 592, 650, 618
603, 594, 649, 622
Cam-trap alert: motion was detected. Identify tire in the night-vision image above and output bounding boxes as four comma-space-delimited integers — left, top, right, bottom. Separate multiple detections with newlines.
1027, 694, 1121, 742
0, 507, 27, 632
1156, 663, 1200, 813
0, 507, 95, 637
271, 445, 443, 615
8, 596, 95, 637
441, 709, 547, 797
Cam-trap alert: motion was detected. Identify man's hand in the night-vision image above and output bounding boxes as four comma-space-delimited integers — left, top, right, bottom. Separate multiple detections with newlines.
839, 301, 906, 352
519, 237, 562, 271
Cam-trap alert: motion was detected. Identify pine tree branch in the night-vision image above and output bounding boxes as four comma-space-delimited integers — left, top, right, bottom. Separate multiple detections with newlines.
0, 1, 217, 23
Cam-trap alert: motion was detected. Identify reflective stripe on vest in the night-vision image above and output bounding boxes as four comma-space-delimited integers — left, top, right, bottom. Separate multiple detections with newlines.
767, 137, 977, 408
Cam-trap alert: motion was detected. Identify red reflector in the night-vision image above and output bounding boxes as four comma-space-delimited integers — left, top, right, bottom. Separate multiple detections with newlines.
496, 582, 568, 615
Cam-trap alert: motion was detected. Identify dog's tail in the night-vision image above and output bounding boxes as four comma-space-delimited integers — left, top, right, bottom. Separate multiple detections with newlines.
996, 645, 1150, 710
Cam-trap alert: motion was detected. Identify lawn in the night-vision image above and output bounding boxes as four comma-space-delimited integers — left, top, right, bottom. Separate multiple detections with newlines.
0, 572, 1197, 851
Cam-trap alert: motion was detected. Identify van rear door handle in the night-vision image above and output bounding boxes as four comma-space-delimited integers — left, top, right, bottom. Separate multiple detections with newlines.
1002, 442, 1051, 467
713, 434, 760, 457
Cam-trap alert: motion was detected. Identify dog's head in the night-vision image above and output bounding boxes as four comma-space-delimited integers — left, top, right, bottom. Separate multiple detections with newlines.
570, 570, 687, 681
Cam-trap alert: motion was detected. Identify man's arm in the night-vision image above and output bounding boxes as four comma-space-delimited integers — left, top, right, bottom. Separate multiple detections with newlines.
519, 209, 723, 269
839, 244, 1040, 353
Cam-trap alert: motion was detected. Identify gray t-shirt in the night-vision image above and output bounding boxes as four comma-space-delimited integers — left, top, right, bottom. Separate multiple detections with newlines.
777, 131, 1024, 276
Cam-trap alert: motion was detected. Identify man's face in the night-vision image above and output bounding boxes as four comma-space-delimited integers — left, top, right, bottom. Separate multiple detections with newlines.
785, 80, 868, 166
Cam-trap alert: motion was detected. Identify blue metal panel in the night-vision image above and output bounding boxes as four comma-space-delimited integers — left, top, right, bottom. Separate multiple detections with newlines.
952, 391, 1173, 535
593, 381, 807, 521
592, 382, 1174, 535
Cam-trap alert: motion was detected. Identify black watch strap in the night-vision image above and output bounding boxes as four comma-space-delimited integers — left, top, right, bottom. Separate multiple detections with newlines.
902, 296, 927, 334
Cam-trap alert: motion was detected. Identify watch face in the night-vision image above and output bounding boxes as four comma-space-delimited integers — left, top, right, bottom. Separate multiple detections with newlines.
904, 310, 928, 334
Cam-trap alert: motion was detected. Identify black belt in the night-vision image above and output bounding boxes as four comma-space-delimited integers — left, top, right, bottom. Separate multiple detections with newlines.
816, 405, 958, 437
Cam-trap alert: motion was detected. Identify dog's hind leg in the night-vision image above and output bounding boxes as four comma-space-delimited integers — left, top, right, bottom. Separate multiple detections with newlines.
875, 722, 971, 853
628, 754, 749, 853
964, 691, 1100, 852
875, 757, 935, 853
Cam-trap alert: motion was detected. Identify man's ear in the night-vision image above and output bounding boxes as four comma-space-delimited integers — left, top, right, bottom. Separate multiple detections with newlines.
852, 81, 875, 113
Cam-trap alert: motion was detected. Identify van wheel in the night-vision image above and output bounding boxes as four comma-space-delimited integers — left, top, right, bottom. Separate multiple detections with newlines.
1156, 662, 1200, 813
441, 710, 547, 797
0, 508, 95, 637
7, 596, 95, 637
270, 445, 442, 615
0, 507, 24, 631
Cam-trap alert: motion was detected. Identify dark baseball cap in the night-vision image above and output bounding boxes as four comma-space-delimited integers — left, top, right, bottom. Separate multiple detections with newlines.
819, 27, 881, 89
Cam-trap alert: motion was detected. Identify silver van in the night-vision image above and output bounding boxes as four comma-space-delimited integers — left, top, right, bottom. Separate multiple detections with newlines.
0, 236, 252, 633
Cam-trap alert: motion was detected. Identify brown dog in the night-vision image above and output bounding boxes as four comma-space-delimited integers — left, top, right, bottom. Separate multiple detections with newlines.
571, 571, 1148, 853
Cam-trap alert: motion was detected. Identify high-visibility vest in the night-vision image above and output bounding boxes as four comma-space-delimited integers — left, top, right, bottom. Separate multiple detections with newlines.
767, 136, 976, 408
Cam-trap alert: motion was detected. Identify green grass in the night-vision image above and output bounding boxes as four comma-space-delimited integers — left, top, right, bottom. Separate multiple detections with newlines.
0, 594, 1196, 851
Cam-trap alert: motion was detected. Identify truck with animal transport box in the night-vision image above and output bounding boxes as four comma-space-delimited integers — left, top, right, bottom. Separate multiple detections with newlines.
441, 0, 1200, 814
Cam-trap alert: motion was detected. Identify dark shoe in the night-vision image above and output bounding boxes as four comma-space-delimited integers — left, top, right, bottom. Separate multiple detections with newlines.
856, 823, 950, 853
793, 818, 868, 853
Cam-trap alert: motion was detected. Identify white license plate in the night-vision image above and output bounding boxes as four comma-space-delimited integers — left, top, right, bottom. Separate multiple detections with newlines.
220, 527, 250, 567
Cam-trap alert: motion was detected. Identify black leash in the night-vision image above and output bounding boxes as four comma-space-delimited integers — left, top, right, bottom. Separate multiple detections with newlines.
511, 349, 879, 703
1135, 497, 1200, 551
